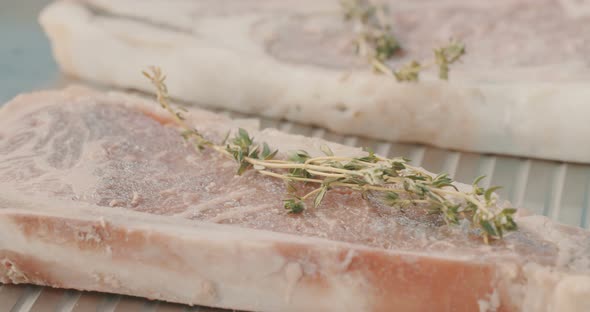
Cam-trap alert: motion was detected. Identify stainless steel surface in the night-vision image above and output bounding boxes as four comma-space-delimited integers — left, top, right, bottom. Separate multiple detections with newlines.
1, 1, 589, 311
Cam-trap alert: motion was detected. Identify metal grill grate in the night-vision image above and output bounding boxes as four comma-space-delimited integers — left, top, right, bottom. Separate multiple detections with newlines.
2, 113, 589, 312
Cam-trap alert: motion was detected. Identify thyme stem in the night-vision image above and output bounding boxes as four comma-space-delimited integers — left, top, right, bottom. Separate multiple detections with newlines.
246, 158, 364, 176
258, 170, 324, 184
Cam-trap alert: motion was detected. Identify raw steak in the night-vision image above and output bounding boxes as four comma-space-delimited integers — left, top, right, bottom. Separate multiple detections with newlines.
0, 87, 589, 312
39, 0, 590, 162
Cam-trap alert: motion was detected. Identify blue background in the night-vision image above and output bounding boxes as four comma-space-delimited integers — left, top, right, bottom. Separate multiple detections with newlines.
0, 0, 57, 104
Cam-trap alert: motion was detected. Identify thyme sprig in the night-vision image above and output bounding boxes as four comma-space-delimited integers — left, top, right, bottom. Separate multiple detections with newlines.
341, 0, 466, 82
341, 0, 401, 62
371, 38, 466, 82
143, 67, 517, 243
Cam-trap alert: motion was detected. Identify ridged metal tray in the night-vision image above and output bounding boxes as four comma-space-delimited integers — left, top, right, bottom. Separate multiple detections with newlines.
1, 0, 588, 311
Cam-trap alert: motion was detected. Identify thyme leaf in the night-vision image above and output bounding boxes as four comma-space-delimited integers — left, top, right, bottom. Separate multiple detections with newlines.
284, 199, 306, 214
484, 186, 502, 204
434, 39, 466, 80
314, 185, 329, 208
320, 144, 334, 156
393, 60, 422, 82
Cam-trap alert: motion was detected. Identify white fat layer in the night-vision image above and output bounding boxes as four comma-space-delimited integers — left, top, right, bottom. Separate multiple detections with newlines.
518, 263, 590, 312
283, 262, 303, 303
0, 216, 370, 312
490, 215, 590, 312
477, 288, 499, 312
518, 216, 590, 270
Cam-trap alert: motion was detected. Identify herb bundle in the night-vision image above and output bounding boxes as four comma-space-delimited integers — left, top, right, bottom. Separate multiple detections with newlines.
341, 0, 466, 82
143, 67, 517, 243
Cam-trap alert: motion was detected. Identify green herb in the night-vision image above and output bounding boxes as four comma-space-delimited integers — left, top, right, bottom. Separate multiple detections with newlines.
340, 1, 466, 82
144, 67, 516, 243
284, 199, 306, 214
374, 39, 467, 82
393, 60, 422, 82
434, 39, 466, 80
340, 0, 400, 61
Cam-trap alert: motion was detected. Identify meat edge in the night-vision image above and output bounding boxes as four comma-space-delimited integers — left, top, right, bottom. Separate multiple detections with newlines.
0, 207, 508, 312
0, 183, 588, 312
